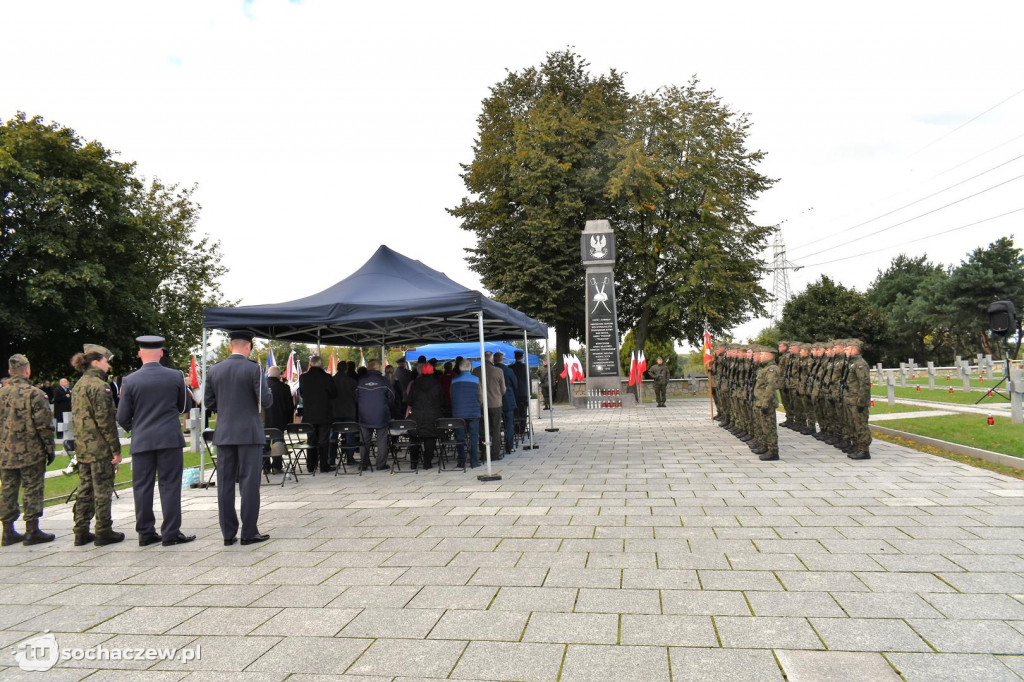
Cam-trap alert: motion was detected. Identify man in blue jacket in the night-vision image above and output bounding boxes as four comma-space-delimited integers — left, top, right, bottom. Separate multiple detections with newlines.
204, 331, 274, 546
493, 352, 518, 455
450, 359, 482, 468
116, 335, 194, 547
356, 360, 394, 470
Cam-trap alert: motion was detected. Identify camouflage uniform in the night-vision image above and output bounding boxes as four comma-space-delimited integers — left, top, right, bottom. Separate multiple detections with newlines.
752, 350, 780, 459
536, 363, 550, 409
71, 367, 120, 535
0, 375, 54, 527
649, 360, 670, 407
828, 343, 847, 446
776, 343, 792, 426
843, 343, 872, 459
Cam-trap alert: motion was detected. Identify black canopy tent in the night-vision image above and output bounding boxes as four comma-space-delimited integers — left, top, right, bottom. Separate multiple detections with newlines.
201, 245, 552, 479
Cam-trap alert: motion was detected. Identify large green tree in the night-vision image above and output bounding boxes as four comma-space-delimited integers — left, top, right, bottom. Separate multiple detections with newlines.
449, 50, 632, 373
778, 276, 886, 362
0, 113, 227, 376
866, 254, 948, 365
608, 82, 774, 353
936, 236, 1024, 359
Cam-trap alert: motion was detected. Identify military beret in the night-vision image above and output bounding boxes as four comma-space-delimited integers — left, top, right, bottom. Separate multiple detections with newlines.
846, 339, 863, 349
136, 335, 165, 349
83, 343, 114, 361
228, 330, 255, 343
8, 354, 29, 371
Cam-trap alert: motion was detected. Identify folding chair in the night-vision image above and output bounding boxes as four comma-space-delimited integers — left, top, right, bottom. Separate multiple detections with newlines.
283, 423, 316, 484
434, 418, 467, 473
262, 428, 283, 485
387, 419, 419, 473
201, 428, 218, 487
331, 421, 362, 476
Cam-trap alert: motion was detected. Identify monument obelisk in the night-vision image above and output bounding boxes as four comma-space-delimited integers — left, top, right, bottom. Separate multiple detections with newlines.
580, 220, 625, 408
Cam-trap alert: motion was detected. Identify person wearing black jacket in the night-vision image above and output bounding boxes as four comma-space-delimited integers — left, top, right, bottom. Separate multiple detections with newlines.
511, 351, 529, 438
264, 366, 294, 474
297, 356, 337, 472
330, 367, 358, 465
405, 364, 443, 469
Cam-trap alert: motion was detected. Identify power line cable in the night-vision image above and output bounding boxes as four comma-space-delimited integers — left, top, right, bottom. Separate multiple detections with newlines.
794, 172, 1024, 261
790, 152, 1024, 253
909, 85, 1024, 158
798, 207, 1024, 269
927, 131, 1024, 181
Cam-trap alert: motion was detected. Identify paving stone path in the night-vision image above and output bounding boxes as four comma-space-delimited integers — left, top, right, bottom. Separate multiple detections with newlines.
2, 400, 1024, 680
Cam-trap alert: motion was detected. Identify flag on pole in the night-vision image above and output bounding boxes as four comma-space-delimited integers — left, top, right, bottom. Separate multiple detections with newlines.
188, 355, 199, 390
702, 330, 714, 367
628, 351, 638, 387
559, 355, 570, 379
570, 355, 585, 382
327, 353, 337, 376
638, 350, 647, 377
266, 346, 276, 371
359, 349, 366, 368
285, 351, 296, 382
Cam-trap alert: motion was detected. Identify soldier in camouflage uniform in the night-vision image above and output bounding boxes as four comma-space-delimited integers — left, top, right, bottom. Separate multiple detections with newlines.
843, 339, 872, 459
808, 344, 828, 439
828, 340, 847, 449
0, 354, 56, 546
752, 347, 780, 460
710, 344, 725, 422
783, 343, 804, 430
776, 341, 793, 428
649, 356, 670, 407
70, 344, 125, 546
536, 359, 551, 410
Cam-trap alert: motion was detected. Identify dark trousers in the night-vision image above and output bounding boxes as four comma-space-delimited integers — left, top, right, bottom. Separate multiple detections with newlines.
216, 444, 262, 540
455, 418, 480, 466
131, 447, 183, 539
515, 398, 528, 435
502, 404, 516, 451
360, 426, 390, 468
331, 416, 357, 464
305, 422, 331, 471
484, 407, 501, 460
413, 438, 436, 468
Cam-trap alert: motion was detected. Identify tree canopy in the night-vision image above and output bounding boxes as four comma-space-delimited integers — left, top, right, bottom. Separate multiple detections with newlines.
0, 113, 227, 376
450, 50, 774, 369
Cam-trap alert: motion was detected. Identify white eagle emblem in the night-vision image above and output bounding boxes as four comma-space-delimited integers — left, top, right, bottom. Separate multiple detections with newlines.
589, 234, 607, 259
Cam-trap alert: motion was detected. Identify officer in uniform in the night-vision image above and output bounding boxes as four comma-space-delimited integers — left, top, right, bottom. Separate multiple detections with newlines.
0, 354, 56, 546
116, 336, 195, 547
649, 356, 670, 407
776, 341, 792, 427
752, 346, 780, 460
536, 358, 551, 410
709, 344, 725, 421
827, 340, 847, 448
204, 330, 273, 546
843, 339, 872, 459
70, 343, 125, 546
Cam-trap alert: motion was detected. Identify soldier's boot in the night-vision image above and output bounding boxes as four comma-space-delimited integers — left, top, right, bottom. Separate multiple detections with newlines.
74, 531, 96, 546
752, 444, 768, 455
2, 522, 25, 547
94, 529, 125, 546
847, 449, 871, 460
836, 440, 852, 452
739, 433, 754, 442
22, 520, 55, 546
759, 450, 780, 461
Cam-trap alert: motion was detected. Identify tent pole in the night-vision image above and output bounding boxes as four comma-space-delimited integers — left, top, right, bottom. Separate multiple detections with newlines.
477, 311, 499, 481
317, 328, 321, 355
199, 327, 208, 486
545, 337, 558, 432
523, 329, 536, 450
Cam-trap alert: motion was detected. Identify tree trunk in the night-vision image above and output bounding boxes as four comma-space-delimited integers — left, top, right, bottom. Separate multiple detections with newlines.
980, 331, 997, 360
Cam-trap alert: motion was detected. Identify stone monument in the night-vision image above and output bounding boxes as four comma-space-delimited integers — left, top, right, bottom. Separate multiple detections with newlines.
580, 220, 625, 408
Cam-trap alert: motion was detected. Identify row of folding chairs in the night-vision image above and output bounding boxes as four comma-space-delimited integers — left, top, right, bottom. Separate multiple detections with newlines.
202, 417, 483, 487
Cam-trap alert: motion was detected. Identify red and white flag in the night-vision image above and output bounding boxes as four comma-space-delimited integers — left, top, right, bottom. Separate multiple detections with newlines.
568, 354, 585, 382
327, 354, 337, 376
702, 330, 714, 368
628, 351, 638, 387
188, 355, 199, 390
638, 350, 647, 376
285, 351, 296, 382
559, 355, 570, 379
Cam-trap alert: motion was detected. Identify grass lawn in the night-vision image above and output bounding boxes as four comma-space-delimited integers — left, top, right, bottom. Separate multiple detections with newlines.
870, 384, 1010, 406
868, 401, 937, 415
873, 432, 1024, 481
44, 448, 213, 506
877, 413, 1024, 459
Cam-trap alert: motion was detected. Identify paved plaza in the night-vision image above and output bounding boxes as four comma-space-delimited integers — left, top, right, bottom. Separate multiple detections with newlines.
2, 400, 1024, 680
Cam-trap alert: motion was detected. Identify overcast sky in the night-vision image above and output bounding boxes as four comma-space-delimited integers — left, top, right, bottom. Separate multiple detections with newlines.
5, 0, 1023, 349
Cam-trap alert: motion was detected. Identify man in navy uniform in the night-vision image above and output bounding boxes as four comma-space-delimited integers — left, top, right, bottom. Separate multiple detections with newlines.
204, 330, 273, 545
116, 335, 195, 546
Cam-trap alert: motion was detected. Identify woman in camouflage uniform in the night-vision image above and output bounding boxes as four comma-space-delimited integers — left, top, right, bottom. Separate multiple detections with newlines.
70, 344, 125, 546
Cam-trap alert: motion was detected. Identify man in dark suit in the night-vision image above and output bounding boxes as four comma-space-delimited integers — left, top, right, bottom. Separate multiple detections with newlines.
330, 364, 358, 466
52, 378, 72, 434
264, 366, 294, 474
511, 350, 530, 438
356, 360, 394, 470
297, 355, 337, 472
204, 330, 273, 546
116, 335, 195, 547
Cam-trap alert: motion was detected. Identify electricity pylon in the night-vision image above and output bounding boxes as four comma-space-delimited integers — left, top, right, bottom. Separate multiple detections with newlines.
769, 231, 802, 322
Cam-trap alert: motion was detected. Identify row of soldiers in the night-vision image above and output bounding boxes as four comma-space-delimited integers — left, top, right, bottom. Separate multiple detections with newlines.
708, 339, 872, 461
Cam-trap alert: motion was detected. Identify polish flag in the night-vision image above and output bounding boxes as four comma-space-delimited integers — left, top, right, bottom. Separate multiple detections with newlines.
188, 356, 199, 390
702, 330, 714, 367
638, 350, 647, 376
628, 351, 638, 387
